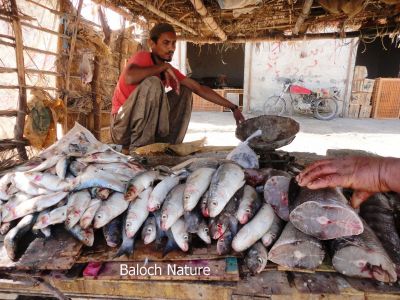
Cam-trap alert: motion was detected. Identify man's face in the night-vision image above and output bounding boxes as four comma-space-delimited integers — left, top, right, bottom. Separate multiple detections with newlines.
150, 31, 177, 62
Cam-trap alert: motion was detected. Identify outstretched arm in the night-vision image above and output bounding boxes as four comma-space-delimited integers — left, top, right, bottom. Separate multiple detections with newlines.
296, 156, 400, 208
181, 77, 245, 124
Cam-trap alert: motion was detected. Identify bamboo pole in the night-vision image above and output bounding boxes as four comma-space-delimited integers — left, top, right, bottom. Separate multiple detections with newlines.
63, 0, 84, 134
0, 110, 18, 117
189, 0, 227, 41
90, 0, 136, 22
293, 0, 313, 35
133, 0, 198, 36
92, 56, 101, 140
118, 18, 126, 74
10, 0, 28, 160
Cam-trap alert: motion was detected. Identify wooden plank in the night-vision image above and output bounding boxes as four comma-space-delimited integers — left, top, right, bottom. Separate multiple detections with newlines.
10, 0, 28, 161
16, 230, 83, 270
77, 238, 240, 263
63, 0, 84, 134
291, 272, 340, 294
0, 110, 17, 117
233, 270, 294, 296
92, 55, 101, 139
345, 277, 400, 294
89, 258, 239, 282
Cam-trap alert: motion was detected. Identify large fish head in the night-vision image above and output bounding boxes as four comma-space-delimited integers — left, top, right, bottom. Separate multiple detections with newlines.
142, 223, 156, 245
245, 248, 267, 275
210, 219, 226, 240
197, 223, 211, 244
236, 206, 252, 225
216, 230, 233, 255
147, 197, 161, 212
160, 211, 171, 231
175, 231, 190, 252
201, 194, 209, 217
208, 195, 225, 218
94, 211, 106, 228
124, 183, 139, 201
82, 228, 94, 247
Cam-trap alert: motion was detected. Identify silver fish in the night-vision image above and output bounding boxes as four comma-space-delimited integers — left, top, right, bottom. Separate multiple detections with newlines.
94, 192, 129, 229
2, 192, 68, 223
125, 187, 152, 238
0, 173, 14, 200
33, 205, 68, 230
261, 212, 285, 248
208, 163, 245, 218
65, 190, 92, 229
27, 155, 63, 173
264, 175, 291, 221
183, 167, 215, 212
147, 175, 180, 212
68, 224, 94, 247
93, 162, 142, 179
103, 216, 122, 248
196, 219, 211, 244
125, 170, 158, 201
72, 165, 126, 193
77, 150, 135, 165
232, 203, 275, 252
171, 218, 190, 252
56, 156, 69, 179
236, 185, 262, 224
245, 242, 268, 274
141, 215, 157, 245
68, 160, 87, 176
4, 214, 37, 261
13, 172, 72, 193
160, 184, 185, 231
115, 213, 135, 258
268, 222, 325, 270
217, 227, 235, 255
80, 198, 102, 229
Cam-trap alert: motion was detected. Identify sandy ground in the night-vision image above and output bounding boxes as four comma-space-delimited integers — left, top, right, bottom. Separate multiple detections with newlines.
184, 112, 400, 158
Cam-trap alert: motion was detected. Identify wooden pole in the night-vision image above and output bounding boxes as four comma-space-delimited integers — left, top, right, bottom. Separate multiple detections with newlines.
62, 0, 84, 134
293, 0, 313, 35
10, 0, 28, 160
189, 0, 227, 41
133, 0, 198, 36
92, 55, 101, 140
118, 18, 126, 75
98, 6, 111, 45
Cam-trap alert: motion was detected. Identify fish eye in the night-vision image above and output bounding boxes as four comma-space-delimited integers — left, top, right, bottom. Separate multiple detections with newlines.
257, 257, 263, 264
184, 235, 189, 240
212, 201, 217, 206
156, 204, 160, 209
162, 214, 167, 219
147, 228, 152, 232
204, 228, 209, 233
97, 215, 101, 218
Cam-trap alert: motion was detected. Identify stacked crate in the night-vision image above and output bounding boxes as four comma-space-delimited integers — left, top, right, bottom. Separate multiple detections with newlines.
192, 89, 225, 112
371, 78, 400, 119
348, 66, 375, 118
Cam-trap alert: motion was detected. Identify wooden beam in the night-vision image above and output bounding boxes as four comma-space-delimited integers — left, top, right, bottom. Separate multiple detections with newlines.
133, 0, 198, 36
92, 56, 101, 140
10, 0, 28, 160
0, 40, 61, 56
293, 0, 313, 35
0, 34, 15, 40
0, 110, 18, 117
90, 0, 136, 22
0, 85, 59, 91
118, 18, 126, 74
98, 6, 111, 45
0, 16, 70, 39
63, 0, 84, 134
189, 0, 227, 41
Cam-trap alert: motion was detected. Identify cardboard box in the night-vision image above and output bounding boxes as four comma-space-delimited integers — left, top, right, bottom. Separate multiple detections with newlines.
352, 79, 375, 93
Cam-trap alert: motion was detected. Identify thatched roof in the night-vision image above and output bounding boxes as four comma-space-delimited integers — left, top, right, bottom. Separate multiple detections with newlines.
102, 0, 400, 43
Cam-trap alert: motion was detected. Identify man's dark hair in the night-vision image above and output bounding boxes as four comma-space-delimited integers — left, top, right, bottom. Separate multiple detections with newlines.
150, 23, 175, 43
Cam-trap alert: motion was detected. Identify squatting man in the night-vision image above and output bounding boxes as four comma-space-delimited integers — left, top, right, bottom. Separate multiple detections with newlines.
111, 23, 245, 151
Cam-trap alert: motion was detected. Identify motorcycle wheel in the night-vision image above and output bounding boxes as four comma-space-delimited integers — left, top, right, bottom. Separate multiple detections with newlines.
313, 98, 338, 120
263, 96, 286, 116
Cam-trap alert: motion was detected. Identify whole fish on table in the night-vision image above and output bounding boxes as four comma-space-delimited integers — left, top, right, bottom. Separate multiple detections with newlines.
207, 163, 245, 218
33, 205, 68, 230
103, 216, 122, 248
160, 184, 185, 231
209, 193, 240, 240
55, 156, 70, 179
4, 213, 37, 261
125, 187, 152, 238
141, 215, 157, 245
13, 172, 73, 193
65, 190, 92, 229
263, 175, 291, 221
236, 185, 262, 225
68, 224, 94, 247
147, 175, 180, 212
115, 212, 135, 258
80, 198, 102, 229
171, 218, 190, 252
94, 192, 129, 229
125, 170, 159, 201
183, 167, 215, 212
261, 212, 285, 248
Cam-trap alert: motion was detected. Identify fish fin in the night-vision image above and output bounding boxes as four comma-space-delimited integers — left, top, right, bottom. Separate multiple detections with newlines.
114, 237, 135, 258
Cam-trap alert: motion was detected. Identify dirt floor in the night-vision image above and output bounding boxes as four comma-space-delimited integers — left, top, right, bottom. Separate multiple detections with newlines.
184, 112, 400, 158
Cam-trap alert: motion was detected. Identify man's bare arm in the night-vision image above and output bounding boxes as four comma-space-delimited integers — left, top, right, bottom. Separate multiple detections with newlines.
125, 63, 170, 85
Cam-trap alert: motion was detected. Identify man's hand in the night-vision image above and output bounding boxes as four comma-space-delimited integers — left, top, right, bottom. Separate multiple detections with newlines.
232, 107, 245, 125
295, 156, 390, 208
163, 63, 180, 95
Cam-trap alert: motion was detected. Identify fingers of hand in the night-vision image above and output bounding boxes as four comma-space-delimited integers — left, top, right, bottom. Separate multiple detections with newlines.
296, 162, 338, 187
351, 190, 374, 208
304, 173, 344, 189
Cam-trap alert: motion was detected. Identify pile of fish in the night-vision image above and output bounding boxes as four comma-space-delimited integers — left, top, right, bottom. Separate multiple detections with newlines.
1, 123, 399, 284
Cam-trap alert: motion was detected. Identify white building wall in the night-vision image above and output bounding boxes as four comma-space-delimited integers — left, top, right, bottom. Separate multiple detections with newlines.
243, 38, 358, 116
